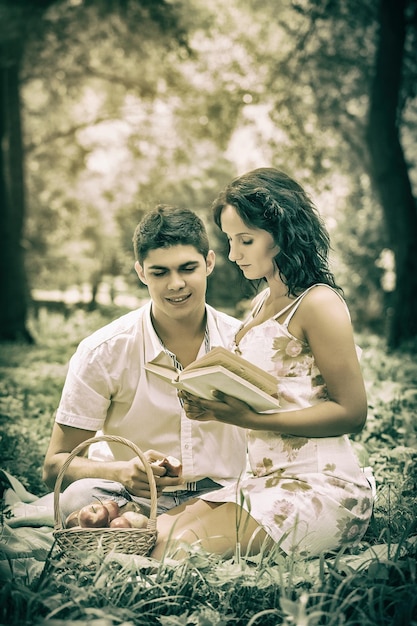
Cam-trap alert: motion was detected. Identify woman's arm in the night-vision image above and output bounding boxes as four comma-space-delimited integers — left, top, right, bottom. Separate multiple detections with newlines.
182, 287, 367, 438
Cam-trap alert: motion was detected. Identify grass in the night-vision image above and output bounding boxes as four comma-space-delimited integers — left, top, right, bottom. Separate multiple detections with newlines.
0, 307, 416, 625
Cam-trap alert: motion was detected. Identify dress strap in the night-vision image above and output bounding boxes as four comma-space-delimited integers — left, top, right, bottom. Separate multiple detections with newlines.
253, 290, 268, 317
244, 289, 268, 323
251, 288, 299, 321
273, 292, 307, 327
272, 296, 304, 322
279, 283, 347, 328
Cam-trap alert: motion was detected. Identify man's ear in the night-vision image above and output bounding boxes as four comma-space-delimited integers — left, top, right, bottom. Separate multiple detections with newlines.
135, 261, 147, 286
206, 250, 216, 276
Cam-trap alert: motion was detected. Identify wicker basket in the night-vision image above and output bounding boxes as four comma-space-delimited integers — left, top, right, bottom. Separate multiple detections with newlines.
53, 435, 158, 559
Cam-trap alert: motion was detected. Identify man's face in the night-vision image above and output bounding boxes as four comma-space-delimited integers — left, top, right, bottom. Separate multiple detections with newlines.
135, 245, 215, 325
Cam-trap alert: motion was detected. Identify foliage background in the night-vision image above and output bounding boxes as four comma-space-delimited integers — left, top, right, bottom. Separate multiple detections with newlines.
1, 2, 417, 622
0, 0, 413, 340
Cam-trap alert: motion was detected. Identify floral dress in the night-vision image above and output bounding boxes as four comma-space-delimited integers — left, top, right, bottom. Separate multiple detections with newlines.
201, 284, 374, 557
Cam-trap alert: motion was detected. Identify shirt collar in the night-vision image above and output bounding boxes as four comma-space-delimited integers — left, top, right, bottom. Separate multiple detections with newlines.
205, 303, 226, 348
142, 301, 167, 364
143, 301, 220, 366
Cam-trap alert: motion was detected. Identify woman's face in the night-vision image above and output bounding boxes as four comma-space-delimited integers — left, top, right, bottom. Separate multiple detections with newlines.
220, 204, 279, 281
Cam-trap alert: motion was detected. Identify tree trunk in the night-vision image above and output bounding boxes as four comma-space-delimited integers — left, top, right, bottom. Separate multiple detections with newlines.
366, 0, 417, 349
0, 42, 33, 342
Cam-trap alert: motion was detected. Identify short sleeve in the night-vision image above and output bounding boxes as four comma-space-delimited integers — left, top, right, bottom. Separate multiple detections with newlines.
55, 342, 114, 431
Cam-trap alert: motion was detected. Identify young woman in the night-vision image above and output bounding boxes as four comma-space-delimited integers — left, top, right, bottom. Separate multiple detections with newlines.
150, 169, 374, 560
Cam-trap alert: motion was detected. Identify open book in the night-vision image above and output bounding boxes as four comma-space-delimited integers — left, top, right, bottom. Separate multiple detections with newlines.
145, 346, 280, 412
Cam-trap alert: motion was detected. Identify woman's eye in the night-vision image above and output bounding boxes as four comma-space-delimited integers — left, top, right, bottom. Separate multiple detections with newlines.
242, 239, 253, 245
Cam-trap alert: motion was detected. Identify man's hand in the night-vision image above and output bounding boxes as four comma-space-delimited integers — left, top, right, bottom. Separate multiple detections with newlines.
118, 450, 184, 498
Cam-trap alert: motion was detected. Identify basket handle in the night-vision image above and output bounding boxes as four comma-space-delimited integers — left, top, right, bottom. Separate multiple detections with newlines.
54, 435, 158, 531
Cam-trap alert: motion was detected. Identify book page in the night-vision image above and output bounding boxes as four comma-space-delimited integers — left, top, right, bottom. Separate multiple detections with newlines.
183, 346, 278, 397
176, 366, 280, 412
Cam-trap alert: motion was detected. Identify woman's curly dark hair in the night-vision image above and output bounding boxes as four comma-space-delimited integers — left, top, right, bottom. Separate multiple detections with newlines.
212, 168, 341, 296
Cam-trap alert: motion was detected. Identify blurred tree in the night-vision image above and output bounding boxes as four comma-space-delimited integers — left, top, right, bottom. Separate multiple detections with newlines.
168, 0, 393, 329
0, 1, 54, 341
4, 0, 415, 348
260, 0, 417, 347
366, 0, 417, 348
206, 0, 416, 346
0, 0, 187, 340
22, 0, 252, 311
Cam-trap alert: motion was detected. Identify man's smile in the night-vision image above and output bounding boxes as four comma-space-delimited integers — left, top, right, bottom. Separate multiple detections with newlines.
165, 294, 191, 303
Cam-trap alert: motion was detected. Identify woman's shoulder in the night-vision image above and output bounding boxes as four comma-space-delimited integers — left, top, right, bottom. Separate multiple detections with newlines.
298, 284, 350, 321
300, 283, 344, 302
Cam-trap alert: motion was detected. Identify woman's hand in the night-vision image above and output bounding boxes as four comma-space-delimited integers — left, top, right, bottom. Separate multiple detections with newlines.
180, 390, 258, 429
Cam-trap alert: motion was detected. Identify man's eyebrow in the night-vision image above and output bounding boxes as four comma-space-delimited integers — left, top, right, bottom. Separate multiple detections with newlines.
147, 263, 169, 271
147, 261, 200, 270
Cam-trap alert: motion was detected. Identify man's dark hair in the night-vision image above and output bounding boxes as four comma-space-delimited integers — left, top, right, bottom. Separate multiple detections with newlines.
133, 204, 210, 263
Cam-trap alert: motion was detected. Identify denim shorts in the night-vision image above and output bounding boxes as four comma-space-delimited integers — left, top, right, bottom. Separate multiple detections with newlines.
59, 477, 222, 519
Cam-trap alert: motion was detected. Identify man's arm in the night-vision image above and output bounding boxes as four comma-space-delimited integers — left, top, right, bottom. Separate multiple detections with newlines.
43, 423, 183, 496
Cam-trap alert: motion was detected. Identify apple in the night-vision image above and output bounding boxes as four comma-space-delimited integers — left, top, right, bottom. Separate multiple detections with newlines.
121, 511, 149, 529
101, 499, 120, 521
121, 501, 144, 514
157, 455, 182, 477
65, 509, 80, 529
78, 503, 109, 528
110, 516, 132, 528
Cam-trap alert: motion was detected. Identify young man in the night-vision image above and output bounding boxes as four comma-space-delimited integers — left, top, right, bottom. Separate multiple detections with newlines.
43, 205, 247, 518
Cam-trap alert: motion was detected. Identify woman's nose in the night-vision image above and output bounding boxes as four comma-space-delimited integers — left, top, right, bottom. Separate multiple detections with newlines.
228, 243, 242, 262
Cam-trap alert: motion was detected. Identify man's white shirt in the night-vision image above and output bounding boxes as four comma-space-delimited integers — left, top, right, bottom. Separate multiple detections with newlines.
55, 301, 247, 488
